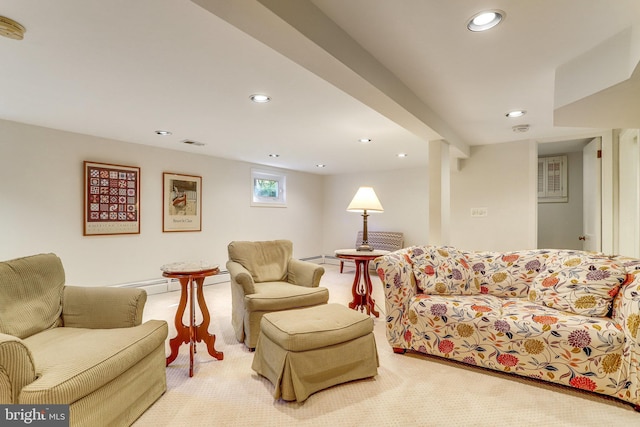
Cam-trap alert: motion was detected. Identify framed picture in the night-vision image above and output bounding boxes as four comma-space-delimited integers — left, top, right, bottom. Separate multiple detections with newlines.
163, 172, 202, 232
251, 168, 287, 207
84, 161, 140, 236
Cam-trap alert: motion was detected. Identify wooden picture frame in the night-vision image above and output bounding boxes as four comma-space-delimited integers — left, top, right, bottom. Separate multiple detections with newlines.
84, 161, 140, 236
163, 172, 202, 232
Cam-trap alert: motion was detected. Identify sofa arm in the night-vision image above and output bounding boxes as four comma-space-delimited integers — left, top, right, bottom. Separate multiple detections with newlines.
0, 333, 37, 403
287, 259, 324, 287
62, 286, 146, 329
374, 248, 418, 348
226, 261, 256, 294
612, 270, 640, 404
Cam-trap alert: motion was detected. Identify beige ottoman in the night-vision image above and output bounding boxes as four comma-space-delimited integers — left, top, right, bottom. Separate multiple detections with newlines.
251, 303, 379, 402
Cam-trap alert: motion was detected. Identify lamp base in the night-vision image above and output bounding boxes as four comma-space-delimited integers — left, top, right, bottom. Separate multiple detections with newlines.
356, 244, 374, 251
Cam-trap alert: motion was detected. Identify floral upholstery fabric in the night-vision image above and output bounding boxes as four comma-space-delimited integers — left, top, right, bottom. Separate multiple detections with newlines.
464, 250, 546, 298
528, 252, 625, 317
412, 246, 475, 295
374, 246, 640, 408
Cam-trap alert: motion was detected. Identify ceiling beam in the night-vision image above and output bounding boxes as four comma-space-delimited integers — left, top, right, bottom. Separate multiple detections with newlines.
192, 0, 471, 158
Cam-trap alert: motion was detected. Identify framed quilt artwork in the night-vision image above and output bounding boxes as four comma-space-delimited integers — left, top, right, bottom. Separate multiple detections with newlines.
84, 161, 140, 236
163, 172, 202, 232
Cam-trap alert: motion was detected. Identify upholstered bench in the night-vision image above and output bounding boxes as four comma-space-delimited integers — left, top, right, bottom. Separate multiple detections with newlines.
251, 303, 378, 402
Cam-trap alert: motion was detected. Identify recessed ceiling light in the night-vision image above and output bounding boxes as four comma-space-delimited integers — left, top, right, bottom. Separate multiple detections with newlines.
316, 164, 326, 168
182, 139, 205, 146
506, 110, 527, 118
358, 138, 372, 143
397, 153, 408, 158
250, 94, 271, 103
269, 153, 280, 158
155, 130, 172, 136
467, 10, 505, 32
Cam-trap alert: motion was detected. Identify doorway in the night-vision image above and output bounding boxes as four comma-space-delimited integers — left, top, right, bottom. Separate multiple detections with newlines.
537, 139, 590, 250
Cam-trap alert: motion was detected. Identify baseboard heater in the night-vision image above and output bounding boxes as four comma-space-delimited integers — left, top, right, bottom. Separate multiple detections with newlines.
112, 271, 230, 295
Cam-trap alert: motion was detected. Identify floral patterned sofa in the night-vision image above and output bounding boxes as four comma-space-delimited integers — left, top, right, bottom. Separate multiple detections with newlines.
374, 246, 640, 410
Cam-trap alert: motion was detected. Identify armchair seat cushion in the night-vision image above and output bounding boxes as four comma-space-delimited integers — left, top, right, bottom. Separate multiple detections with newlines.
245, 282, 329, 312
20, 319, 167, 404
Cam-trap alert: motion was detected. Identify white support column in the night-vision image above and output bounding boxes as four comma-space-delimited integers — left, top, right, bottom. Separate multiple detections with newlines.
429, 140, 451, 245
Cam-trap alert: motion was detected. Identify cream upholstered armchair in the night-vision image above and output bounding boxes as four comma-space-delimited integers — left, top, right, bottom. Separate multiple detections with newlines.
0, 253, 167, 426
227, 240, 329, 349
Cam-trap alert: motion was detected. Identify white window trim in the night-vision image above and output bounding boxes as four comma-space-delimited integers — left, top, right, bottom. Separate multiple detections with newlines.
251, 168, 287, 207
538, 155, 568, 203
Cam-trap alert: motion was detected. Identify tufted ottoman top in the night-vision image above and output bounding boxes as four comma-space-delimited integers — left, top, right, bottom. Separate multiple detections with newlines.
260, 303, 374, 352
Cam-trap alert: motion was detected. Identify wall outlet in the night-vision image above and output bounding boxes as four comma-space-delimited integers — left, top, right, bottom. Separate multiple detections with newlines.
471, 207, 488, 217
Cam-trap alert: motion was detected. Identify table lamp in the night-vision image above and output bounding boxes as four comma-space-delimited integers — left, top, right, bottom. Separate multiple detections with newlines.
347, 186, 384, 251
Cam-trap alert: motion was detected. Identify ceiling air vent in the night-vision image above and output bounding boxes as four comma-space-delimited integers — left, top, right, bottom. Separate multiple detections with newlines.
512, 124, 530, 133
182, 139, 205, 146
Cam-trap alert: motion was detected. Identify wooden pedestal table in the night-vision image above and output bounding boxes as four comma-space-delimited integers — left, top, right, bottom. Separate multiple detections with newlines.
334, 249, 389, 318
161, 262, 223, 377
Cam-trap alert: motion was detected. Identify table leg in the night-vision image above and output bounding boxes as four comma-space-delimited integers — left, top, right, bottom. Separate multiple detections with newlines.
194, 277, 223, 361
166, 277, 191, 367
348, 259, 379, 317
362, 263, 380, 317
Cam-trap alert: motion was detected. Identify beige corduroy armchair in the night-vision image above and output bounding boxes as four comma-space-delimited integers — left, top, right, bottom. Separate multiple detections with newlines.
226, 240, 329, 349
0, 253, 168, 427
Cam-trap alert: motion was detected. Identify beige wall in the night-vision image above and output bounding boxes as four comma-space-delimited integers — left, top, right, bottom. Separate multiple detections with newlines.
322, 168, 429, 254
0, 119, 324, 285
450, 140, 537, 251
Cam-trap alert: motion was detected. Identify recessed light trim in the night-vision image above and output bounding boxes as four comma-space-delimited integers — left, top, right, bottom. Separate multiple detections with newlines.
467, 10, 505, 32
506, 110, 527, 118
358, 138, 372, 143
397, 153, 408, 158
250, 94, 271, 103
182, 139, 205, 146
269, 153, 280, 158
155, 130, 172, 136
316, 164, 326, 168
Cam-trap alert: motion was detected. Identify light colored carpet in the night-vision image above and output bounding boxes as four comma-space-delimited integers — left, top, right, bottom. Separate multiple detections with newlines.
134, 264, 638, 427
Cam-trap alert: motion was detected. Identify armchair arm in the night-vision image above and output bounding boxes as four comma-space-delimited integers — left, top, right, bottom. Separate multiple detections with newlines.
62, 286, 146, 329
287, 259, 324, 287
374, 248, 418, 349
226, 261, 256, 294
0, 333, 37, 403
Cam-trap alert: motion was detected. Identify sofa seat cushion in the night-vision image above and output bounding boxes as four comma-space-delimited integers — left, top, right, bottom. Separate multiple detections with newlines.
529, 252, 625, 317
410, 294, 503, 324
465, 250, 546, 298
19, 320, 167, 404
411, 246, 474, 295
495, 299, 626, 390
245, 282, 329, 312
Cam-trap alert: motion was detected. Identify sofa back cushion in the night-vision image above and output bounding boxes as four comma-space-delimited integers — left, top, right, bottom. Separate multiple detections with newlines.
411, 246, 474, 295
528, 251, 624, 317
228, 240, 292, 283
0, 253, 65, 339
465, 250, 546, 298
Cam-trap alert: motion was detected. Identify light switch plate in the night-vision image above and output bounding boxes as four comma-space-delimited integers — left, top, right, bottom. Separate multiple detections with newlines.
471, 207, 488, 217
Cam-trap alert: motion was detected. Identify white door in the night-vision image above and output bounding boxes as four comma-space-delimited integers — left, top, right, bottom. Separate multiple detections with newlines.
582, 137, 601, 252
618, 129, 640, 257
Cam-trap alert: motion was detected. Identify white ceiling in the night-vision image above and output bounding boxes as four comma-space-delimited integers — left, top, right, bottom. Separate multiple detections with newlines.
1, 0, 639, 175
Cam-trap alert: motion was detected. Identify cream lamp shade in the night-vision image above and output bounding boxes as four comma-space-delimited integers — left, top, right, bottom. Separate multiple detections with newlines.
346, 187, 383, 251
346, 187, 384, 212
